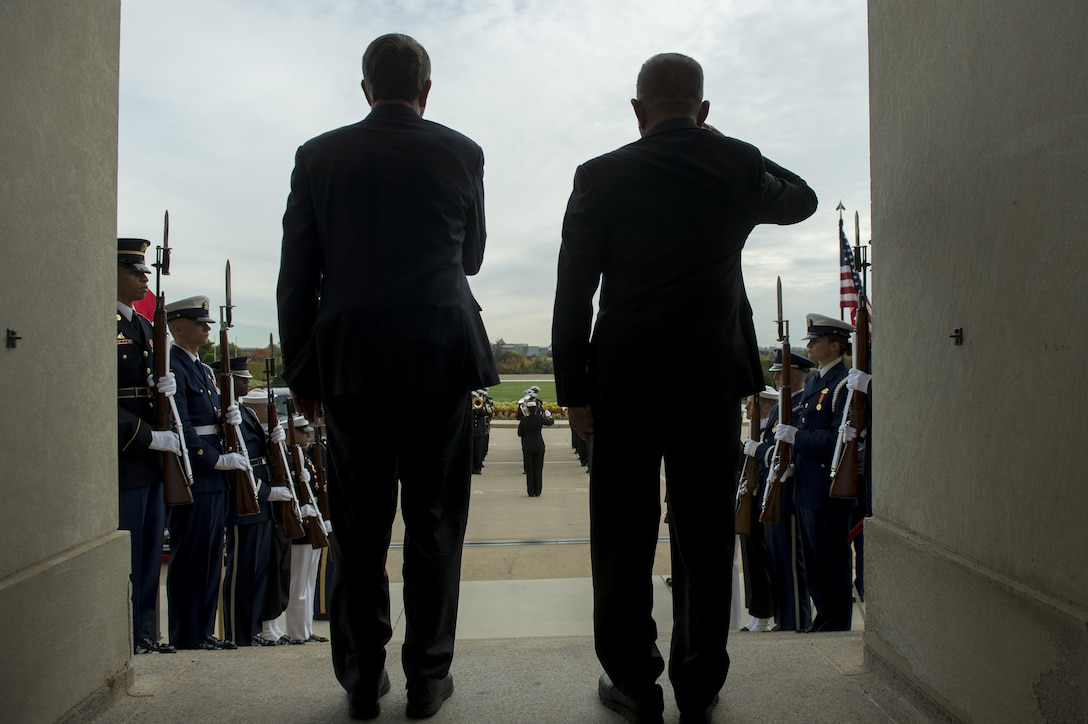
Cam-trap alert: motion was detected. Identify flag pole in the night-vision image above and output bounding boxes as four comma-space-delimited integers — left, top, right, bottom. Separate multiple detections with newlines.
837, 201, 846, 320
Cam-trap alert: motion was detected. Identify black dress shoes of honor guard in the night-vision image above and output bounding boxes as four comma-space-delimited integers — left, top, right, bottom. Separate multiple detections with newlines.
307, 633, 329, 642
135, 637, 176, 654
253, 634, 284, 647
406, 673, 454, 719
347, 669, 391, 720
598, 673, 664, 724
192, 635, 237, 650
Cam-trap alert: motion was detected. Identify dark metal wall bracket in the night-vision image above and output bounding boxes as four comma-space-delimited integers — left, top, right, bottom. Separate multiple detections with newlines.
949, 327, 964, 345
6, 328, 22, 348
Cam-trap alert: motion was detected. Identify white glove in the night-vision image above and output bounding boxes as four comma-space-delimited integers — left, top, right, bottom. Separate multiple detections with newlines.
269, 425, 286, 445
148, 372, 177, 397
323, 520, 333, 534
224, 404, 241, 426
742, 439, 760, 458
300, 504, 319, 519
781, 463, 795, 481
149, 430, 181, 455
842, 424, 858, 442
299, 466, 311, 485
544, 409, 552, 418
215, 452, 250, 471
774, 424, 798, 445
267, 486, 292, 502
847, 367, 872, 393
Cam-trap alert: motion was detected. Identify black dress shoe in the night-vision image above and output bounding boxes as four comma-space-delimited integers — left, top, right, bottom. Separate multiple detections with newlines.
307, 634, 329, 643
348, 670, 391, 720
253, 635, 282, 647
679, 694, 719, 724
204, 636, 237, 650
406, 674, 454, 719
597, 673, 664, 724
285, 636, 306, 645
135, 637, 176, 654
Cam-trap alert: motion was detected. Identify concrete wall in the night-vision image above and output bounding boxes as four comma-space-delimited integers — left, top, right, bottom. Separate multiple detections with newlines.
0, 1, 131, 721
866, 2, 1088, 721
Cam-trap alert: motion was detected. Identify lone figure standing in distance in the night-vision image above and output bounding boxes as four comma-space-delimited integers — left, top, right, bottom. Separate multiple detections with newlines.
552, 52, 818, 724
277, 33, 497, 721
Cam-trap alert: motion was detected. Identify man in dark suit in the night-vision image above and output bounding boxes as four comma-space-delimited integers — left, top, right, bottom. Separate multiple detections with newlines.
276, 33, 497, 721
116, 237, 178, 655
552, 53, 817, 724
773, 313, 856, 633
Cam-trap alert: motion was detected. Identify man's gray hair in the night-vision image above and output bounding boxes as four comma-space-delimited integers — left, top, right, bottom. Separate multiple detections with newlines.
635, 53, 704, 115
362, 33, 431, 102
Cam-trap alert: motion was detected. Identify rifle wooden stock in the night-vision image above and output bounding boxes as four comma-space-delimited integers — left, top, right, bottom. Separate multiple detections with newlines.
830, 301, 868, 499
154, 293, 193, 505
760, 342, 793, 524
267, 398, 307, 539
312, 417, 334, 560
219, 329, 260, 516
734, 395, 760, 535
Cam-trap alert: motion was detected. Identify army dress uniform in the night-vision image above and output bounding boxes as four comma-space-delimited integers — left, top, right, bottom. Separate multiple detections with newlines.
788, 316, 855, 632
221, 366, 274, 646
164, 296, 235, 650
116, 238, 174, 654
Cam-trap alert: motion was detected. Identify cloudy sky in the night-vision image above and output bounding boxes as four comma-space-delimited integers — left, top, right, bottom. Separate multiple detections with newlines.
118, 0, 871, 350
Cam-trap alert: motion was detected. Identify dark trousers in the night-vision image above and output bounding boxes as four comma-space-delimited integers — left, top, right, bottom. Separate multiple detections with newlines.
119, 483, 165, 643
739, 506, 773, 619
797, 502, 854, 631
166, 489, 226, 648
763, 513, 811, 631
263, 516, 291, 621
523, 448, 545, 496
472, 434, 486, 473
590, 402, 738, 713
223, 520, 271, 643
324, 390, 472, 694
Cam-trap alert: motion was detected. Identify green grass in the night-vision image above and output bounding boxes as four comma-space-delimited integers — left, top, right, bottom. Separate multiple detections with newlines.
485, 380, 557, 404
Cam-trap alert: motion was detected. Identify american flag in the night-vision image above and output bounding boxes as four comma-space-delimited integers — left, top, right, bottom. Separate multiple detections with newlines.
839, 216, 872, 325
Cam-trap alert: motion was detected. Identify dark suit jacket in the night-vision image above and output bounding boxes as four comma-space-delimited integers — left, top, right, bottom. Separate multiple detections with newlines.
277, 104, 498, 398
552, 119, 817, 410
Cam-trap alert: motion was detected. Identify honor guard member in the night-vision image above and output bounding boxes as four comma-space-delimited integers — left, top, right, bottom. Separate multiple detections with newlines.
220, 361, 280, 646
284, 414, 326, 644
517, 399, 555, 496
737, 389, 777, 633
471, 390, 487, 475
165, 296, 249, 650
304, 430, 334, 638
773, 314, 855, 632
117, 238, 178, 654
746, 352, 815, 632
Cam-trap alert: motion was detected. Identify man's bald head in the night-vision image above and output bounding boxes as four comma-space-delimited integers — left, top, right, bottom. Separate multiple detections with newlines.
635, 53, 704, 117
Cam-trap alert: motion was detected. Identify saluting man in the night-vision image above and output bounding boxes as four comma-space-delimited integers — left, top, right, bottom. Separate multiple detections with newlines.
116, 237, 178, 655
165, 296, 250, 650
773, 314, 856, 633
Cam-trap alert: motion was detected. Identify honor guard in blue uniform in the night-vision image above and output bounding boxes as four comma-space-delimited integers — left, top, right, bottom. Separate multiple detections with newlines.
745, 351, 816, 632
773, 314, 855, 632
165, 296, 249, 650
736, 388, 778, 633
220, 360, 277, 646
117, 238, 178, 655
517, 400, 555, 496
471, 390, 488, 475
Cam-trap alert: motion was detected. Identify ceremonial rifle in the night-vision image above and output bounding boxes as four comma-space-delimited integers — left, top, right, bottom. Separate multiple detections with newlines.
734, 394, 760, 535
264, 334, 307, 539
311, 408, 333, 559
760, 277, 792, 524
830, 212, 870, 498
286, 398, 330, 550
153, 210, 193, 505
218, 261, 260, 515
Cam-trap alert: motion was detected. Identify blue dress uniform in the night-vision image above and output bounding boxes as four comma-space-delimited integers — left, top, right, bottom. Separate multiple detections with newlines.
164, 297, 234, 650
791, 317, 855, 633
755, 391, 812, 631
221, 368, 273, 646
116, 238, 172, 653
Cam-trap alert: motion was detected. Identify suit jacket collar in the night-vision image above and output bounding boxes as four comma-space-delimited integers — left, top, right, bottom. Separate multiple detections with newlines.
366, 104, 423, 122
643, 117, 698, 140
